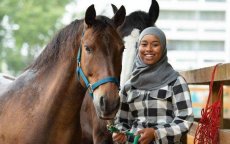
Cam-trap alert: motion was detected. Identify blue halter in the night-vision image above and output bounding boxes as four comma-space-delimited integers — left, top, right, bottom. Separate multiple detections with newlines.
76, 32, 119, 98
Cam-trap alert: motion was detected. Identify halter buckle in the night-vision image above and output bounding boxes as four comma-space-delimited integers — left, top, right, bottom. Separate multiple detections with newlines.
77, 62, 81, 67
88, 84, 93, 94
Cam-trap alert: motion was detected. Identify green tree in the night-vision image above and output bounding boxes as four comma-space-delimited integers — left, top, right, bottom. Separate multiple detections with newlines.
0, 0, 73, 76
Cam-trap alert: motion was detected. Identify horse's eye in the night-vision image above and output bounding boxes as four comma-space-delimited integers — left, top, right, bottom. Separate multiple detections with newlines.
84, 45, 93, 53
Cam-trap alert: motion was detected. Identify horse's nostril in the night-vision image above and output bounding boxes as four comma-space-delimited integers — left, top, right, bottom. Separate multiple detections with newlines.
100, 96, 105, 108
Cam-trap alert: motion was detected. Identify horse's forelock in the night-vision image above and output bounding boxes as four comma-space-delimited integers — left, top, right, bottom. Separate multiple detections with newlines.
91, 16, 116, 33
96, 16, 113, 24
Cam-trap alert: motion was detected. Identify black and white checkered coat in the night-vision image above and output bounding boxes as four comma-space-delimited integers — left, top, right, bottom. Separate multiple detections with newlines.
115, 76, 194, 144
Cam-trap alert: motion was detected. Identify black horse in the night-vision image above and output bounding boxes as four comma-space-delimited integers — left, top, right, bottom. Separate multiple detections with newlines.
80, 0, 159, 143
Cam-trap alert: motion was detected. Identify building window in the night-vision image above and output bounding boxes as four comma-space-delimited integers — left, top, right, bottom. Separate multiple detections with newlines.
168, 40, 224, 51
178, 0, 198, 1
159, 11, 196, 20
159, 10, 225, 21
177, 28, 197, 32
205, 0, 225, 2
168, 40, 197, 51
199, 41, 224, 51
200, 11, 225, 21
204, 29, 225, 32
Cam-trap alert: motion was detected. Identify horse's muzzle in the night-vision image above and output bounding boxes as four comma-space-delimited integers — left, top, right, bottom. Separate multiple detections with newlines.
95, 95, 120, 119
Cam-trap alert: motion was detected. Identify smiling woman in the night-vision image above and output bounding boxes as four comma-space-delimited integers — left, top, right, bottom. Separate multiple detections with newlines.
113, 27, 194, 144
138, 34, 162, 65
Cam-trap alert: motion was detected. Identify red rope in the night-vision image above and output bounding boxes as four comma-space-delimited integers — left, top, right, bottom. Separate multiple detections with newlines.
194, 64, 223, 144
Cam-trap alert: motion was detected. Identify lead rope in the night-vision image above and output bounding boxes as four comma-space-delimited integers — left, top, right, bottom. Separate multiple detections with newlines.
107, 124, 141, 144
194, 64, 223, 144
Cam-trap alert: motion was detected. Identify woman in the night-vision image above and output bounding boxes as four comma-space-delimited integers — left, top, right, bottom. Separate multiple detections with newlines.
113, 27, 194, 144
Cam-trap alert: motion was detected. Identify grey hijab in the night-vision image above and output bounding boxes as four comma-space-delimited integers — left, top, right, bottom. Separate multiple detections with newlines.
129, 27, 179, 90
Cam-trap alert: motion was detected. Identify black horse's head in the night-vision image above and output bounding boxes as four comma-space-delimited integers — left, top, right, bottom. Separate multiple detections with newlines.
112, 0, 159, 37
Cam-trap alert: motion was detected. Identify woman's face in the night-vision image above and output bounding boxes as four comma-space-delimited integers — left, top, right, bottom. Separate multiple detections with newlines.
138, 34, 163, 65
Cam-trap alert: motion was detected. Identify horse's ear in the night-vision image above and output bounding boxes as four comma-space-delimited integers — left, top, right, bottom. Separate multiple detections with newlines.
85, 4, 96, 27
112, 5, 126, 28
111, 4, 118, 14
148, 0, 159, 25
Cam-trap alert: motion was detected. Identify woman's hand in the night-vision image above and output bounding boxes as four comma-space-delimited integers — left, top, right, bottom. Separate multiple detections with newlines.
137, 128, 156, 144
112, 132, 127, 144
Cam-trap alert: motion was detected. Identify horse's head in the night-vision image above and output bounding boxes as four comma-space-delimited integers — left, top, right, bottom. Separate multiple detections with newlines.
111, 0, 159, 87
112, 0, 159, 37
77, 5, 126, 119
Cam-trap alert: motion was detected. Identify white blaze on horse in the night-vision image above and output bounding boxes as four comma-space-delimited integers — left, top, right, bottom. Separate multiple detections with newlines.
120, 28, 140, 88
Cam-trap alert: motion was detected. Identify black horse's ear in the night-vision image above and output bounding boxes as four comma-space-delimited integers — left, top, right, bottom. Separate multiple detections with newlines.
111, 4, 118, 14
112, 5, 126, 28
148, 0, 159, 25
85, 4, 96, 27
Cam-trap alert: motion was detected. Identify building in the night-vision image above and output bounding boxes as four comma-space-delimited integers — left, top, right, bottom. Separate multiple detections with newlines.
156, 0, 230, 71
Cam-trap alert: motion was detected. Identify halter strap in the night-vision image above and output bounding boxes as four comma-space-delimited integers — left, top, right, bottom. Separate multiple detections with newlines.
76, 31, 119, 98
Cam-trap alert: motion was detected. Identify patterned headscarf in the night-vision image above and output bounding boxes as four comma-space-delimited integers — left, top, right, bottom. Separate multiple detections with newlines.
129, 27, 179, 90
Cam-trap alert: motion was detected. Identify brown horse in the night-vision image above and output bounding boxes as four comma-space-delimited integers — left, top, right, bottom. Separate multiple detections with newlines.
80, 0, 159, 143
0, 4, 126, 144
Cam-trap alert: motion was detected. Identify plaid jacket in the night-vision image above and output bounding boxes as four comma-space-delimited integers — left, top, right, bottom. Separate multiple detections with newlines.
115, 76, 194, 144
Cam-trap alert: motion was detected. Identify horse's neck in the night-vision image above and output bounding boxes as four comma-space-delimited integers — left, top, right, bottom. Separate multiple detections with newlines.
26, 59, 84, 124
0, 57, 84, 143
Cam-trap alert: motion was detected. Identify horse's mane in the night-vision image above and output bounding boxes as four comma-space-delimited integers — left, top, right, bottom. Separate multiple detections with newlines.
27, 16, 113, 71
27, 20, 82, 70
